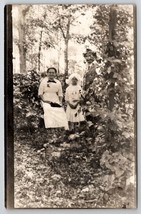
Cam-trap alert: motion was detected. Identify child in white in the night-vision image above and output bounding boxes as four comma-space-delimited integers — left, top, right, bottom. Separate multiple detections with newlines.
65, 73, 85, 129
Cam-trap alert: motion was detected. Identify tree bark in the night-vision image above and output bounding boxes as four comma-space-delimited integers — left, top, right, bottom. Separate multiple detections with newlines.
63, 16, 71, 77
109, 6, 117, 41
108, 6, 117, 111
38, 30, 43, 73
18, 8, 26, 74
64, 38, 69, 76
17, 6, 31, 74
108, 90, 115, 111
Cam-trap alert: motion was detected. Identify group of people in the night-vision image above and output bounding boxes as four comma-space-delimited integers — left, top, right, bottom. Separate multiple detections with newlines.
38, 67, 85, 131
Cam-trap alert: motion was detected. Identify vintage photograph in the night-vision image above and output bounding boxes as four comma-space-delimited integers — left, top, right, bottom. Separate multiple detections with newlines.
11, 4, 136, 208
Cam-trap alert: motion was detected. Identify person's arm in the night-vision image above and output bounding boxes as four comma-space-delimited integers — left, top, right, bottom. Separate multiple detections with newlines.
65, 87, 70, 106
65, 88, 77, 108
39, 95, 50, 103
38, 79, 50, 103
59, 96, 62, 104
58, 81, 63, 104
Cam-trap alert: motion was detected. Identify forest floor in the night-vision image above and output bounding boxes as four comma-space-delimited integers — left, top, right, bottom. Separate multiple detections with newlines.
14, 128, 136, 208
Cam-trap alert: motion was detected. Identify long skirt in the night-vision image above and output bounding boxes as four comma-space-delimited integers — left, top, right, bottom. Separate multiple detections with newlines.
66, 104, 85, 123
42, 102, 69, 130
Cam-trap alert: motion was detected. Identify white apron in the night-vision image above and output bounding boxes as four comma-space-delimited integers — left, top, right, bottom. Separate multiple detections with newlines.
42, 102, 69, 130
66, 104, 85, 123
38, 78, 68, 130
65, 85, 85, 123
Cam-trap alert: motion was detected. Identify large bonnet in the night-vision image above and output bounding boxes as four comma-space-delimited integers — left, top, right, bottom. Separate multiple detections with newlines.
66, 73, 82, 86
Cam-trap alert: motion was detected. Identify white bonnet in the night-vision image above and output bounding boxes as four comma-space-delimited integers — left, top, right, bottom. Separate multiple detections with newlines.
66, 73, 82, 85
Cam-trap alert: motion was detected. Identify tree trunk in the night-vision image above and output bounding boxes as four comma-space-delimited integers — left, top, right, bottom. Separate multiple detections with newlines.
108, 6, 117, 111
17, 6, 31, 74
64, 17, 70, 77
58, 15, 71, 77
18, 8, 26, 74
108, 90, 115, 111
38, 30, 43, 73
64, 38, 69, 77
109, 6, 117, 41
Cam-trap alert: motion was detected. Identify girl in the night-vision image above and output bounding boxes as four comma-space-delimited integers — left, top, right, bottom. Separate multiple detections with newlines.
65, 73, 85, 130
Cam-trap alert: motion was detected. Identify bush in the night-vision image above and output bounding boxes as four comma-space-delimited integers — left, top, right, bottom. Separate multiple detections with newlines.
13, 71, 43, 132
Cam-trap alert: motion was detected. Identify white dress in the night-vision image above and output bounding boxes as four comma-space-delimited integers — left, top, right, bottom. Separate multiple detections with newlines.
38, 77, 68, 129
65, 85, 85, 123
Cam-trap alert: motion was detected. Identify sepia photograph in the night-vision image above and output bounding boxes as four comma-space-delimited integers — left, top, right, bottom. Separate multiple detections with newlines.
6, 4, 136, 208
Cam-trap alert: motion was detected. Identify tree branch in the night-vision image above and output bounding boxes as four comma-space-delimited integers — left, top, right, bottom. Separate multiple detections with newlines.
22, 5, 32, 16
58, 21, 66, 39
66, 16, 71, 40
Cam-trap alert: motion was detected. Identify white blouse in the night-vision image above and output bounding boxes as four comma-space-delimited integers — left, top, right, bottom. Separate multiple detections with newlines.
65, 85, 82, 105
38, 77, 63, 103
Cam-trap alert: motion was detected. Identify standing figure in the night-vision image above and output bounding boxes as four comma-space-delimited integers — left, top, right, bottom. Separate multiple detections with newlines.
65, 73, 85, 130
38, 67, 68, 130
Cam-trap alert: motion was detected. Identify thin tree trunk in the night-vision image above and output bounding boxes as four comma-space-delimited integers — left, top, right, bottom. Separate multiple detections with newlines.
58, 16, 71, 77
19, 43, 26, 74
18, 6, 31, 74
38, 30, 43, 73
64, 38, 69, 76
108, 91, 115, 111
57, 31, 61, 74
64, 17, 70, 77
18, 8, 26, 74
108, 6, 117, 111
109, 6, 117, 41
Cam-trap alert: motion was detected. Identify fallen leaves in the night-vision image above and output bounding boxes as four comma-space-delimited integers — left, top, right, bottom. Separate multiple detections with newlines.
51, 151, 61, 158
14, 109, 135, 208
60, 142, 71, 148
81, 187, 89, 193
100, 150, 132, 177
51, 174, 62, 181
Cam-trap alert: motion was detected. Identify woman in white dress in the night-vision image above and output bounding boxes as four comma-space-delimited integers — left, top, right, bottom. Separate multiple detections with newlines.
38, 67, 68, 130
65, 73, 85, 130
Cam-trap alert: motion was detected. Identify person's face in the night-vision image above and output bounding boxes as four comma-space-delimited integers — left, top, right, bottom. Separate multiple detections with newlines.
71, 77, 78, 85
47, 69, 56, 80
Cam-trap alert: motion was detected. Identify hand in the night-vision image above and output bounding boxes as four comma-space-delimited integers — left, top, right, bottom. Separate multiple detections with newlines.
68, 102, 79, 109
50, 102, 62, 108
42, 99, 51, 104
59, 96, 63, 105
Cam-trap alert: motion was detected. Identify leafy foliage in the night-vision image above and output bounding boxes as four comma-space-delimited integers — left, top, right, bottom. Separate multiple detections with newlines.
13, 71, 43, 131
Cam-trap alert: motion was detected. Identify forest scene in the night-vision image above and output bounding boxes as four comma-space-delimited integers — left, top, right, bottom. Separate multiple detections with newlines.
12, 4, 136, 208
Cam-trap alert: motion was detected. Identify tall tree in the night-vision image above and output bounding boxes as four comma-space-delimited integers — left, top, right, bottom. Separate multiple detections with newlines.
52, 4, 95, 76
24, 5, 57, 72
13, 5, 31, 74
84, 4, 134, 112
